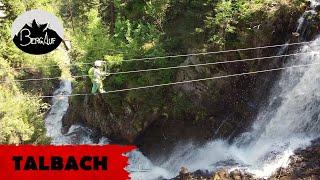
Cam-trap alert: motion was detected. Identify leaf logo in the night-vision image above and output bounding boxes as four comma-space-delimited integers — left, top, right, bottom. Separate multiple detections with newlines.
12, 10, 64, 55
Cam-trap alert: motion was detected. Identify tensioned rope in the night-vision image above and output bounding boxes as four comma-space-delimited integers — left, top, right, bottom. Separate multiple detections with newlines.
1, 51, 316, 83
38, 61, 320, 98
1, 41, 315, 71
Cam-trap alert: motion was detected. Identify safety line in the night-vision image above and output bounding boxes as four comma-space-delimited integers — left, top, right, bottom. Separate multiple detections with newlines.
38, 61, 320, 98
1, 51, 316, 83
2, 40, 315, 71
109, 51, 316, 74
120, 41, 314, 62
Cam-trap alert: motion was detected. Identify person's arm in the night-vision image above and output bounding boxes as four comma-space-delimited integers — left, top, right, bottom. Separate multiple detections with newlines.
103, 64, 110, 76
94, 68, 103, 78
100, 70, 109, 76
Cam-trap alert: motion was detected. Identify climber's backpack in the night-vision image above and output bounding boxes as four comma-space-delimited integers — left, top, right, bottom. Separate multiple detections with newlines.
88, 67, 95, 82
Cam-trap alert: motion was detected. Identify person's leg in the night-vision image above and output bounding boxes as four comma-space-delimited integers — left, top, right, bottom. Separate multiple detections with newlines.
98, 81, 106, 93
91, 82, 98, 94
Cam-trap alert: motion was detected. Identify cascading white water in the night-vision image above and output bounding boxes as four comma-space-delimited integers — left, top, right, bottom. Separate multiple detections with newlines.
44, 2, 320, 179
45, 79, 72, 144
44, 48, 108, 145
45, 43, 320, 179
42, 49, 157, 179
154, 39, 320, 178
44, 47, 74, 145
43, 45, 170, 180
45, 44, 320, 179
127, 150, 171, 180
45, 78, 107, 144
131, 2, 320, 179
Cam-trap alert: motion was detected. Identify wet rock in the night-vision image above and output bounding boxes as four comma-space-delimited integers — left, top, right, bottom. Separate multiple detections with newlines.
63, 94, 136, 143
63, 2, 311, 161
271, 138, 320, 179
179, 167, 194, 180
212, 169, 230, 180
172, 168, 255, 180
230, 169, 242, 180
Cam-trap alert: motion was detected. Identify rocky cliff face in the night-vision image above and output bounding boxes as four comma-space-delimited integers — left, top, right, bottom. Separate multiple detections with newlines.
63, 2, 309, 159
63, 94, 162, 143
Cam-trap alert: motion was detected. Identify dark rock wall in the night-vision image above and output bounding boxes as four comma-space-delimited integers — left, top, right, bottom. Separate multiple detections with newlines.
62, 3, 315, 159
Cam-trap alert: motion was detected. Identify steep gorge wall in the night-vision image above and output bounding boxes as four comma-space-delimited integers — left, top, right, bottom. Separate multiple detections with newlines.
63, 2, 313, 158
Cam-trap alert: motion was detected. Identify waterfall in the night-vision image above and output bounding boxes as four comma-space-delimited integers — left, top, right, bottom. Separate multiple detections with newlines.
44, 40, 320, 179
44, 79, 72, 144
45, 39, 320, 179
42, 48, 159, 179
45, 83, 107, 144
44, 47, 73, 144
154, 39, 320, 179
131, 2, 320, 179
44, 2, 320, 179
139, 3, 320, 179
44, 49, 105, 145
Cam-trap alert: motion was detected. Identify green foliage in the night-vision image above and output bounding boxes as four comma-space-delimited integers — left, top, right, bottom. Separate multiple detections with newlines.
67, 1, 170, 99
71, 9, 114, 63
0, 55, 51, 145
0, 0, 308, 145
204, 0, 288, 47
104, 54, 123, 67
144, 0, 170, 29
0, 86, 50, 144
0, 0, 68, 145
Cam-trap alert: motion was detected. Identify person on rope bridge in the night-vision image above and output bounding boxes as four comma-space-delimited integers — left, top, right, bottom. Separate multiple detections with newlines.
88, 60, 110, 94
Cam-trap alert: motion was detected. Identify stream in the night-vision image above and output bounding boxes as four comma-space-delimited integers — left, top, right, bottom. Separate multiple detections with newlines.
44, 1, 320, 179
